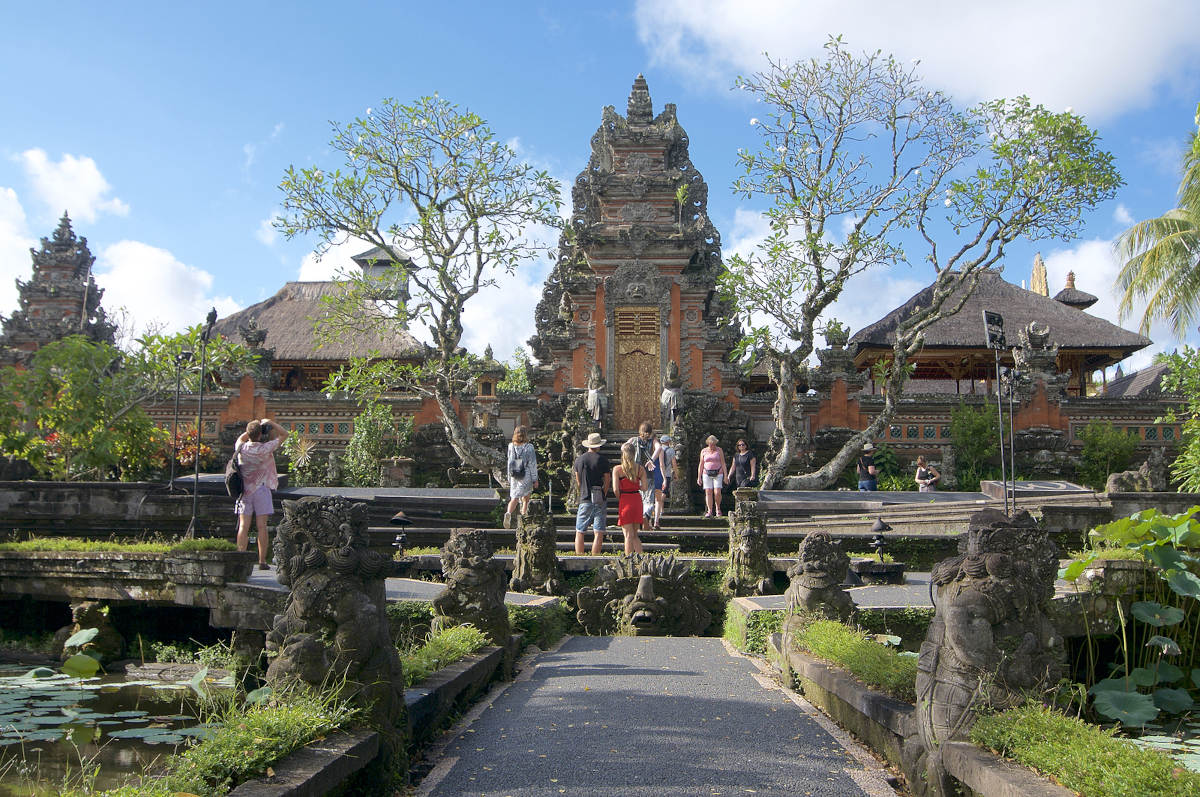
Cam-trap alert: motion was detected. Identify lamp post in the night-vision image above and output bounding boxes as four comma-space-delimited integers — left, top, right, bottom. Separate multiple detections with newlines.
168, 349, 193, 492
186, 309, 218, 538
982, 310, 1009, 516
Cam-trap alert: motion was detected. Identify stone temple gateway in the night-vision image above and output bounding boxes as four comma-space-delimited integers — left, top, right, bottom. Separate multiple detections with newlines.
529, 76, 742, 430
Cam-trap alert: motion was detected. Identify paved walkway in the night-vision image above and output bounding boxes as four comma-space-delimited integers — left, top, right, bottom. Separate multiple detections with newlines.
416, 636, 895, 797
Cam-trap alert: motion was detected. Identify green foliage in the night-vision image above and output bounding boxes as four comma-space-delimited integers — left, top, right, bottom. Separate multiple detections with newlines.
0, 537, 235, 553
792, 619, 918, 701
855, 607, 934, 651
971, 703, 1200, 797
280, 433, 331, 488
508, 600, 572, 649
1116, 103, 1200, 338
387, 600, 435, 649
399, 624, 489, 688
1159, 347, 1200, 491
496, 347, 533, 395
1078, 421, 1138, 489
723, 608, 783, 657
101, 687, 358, 797
1061, 507, 1200, 719
949, 402, 999, 487
341, 402, 411, 487
0, 329, 255, 482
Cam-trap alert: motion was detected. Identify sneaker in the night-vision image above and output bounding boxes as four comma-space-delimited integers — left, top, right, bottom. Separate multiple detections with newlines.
503, 511, 512, 529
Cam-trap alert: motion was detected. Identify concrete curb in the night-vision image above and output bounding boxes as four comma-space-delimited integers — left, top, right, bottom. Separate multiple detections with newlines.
767, 633, 1074, 797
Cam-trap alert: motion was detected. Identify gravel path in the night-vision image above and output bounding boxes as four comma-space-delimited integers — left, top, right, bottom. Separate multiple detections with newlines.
416, 636, 894, 797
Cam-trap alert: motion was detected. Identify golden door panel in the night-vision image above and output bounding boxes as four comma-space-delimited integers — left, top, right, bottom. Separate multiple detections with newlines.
614, 306, 660, 430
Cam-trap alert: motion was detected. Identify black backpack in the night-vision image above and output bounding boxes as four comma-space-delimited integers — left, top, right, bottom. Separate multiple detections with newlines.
223, 445, 244, 498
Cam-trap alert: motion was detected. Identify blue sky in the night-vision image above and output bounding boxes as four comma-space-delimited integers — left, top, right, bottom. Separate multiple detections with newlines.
2, 1, 1199, 374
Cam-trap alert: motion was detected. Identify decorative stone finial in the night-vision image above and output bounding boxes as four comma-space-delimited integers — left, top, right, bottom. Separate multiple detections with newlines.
627, 74, 653, 124
1030, 252, 1048, 296
432, 528, 511, 644
1065, 270, 1076, 290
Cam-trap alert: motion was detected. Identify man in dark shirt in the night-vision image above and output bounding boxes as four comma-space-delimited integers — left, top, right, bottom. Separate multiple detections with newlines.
857, 442, 878, 491
573, 432, 611, 554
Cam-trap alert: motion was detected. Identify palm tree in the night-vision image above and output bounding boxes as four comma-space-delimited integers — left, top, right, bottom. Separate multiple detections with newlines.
1116, 103, 1200, 338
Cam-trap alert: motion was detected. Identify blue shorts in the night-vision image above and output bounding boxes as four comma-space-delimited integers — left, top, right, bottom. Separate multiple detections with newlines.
575, 499, 606, 532
235, 485, 274, 516
858, 479, 877, 492
651, 466, 665, 491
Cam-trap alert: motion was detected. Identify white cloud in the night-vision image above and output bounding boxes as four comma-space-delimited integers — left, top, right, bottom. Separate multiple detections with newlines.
1041, 237, 1184, 372
256, 215, 278, 247
298, 235, 374, 281
17, 149, 129, 223
633, 0, 1200, 120
0, 188, 36, 316
243, 122, 285, 170
94, 241, 239, 337
1113, 204, 1134, 226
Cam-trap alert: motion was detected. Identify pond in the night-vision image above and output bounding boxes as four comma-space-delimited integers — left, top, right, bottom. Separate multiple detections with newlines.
1127, 715, 1200, 774
0, 663, 219, 794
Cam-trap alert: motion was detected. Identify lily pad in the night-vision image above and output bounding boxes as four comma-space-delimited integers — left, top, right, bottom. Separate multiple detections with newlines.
1146, 636, 1183, 656
1130, 668, 1160, 687
61, 653, 100, 678
1094, 689, 1159, 725
63, 628, 100, 649
1154, 688, 1195, 714
1132, 601, 1185, 627
1177, 752, 1200, 773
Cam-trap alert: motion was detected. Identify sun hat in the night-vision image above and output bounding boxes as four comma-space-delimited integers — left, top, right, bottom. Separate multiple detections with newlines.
862, 442, 875, 452
661, 434, 673, 443
582, 432, 606, 448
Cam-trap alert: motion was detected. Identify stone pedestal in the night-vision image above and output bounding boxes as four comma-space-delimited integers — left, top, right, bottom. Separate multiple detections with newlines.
381, 456, 414, 488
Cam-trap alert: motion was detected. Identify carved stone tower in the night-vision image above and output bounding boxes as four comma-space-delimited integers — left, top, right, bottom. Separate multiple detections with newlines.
1, 213, 116, 366
529, 76, 740, 430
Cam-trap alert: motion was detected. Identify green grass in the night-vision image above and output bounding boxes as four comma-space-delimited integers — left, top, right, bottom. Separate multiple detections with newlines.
92, 687, 357, 797
792, 619, 917, 701
843, 551, 896, 563
509, 600, 572, 649
400, 624, 489, 687
1066, 546, 1146, 561
0, 537, 235, 553
723, 608, 783, 656
971, 703, 1200, 797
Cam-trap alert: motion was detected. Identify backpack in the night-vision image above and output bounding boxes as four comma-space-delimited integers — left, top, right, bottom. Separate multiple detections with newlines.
224, 444, 244, 498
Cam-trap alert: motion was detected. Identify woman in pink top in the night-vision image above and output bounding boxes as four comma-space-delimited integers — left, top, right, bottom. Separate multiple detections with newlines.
695, 434, 728, 518
234, 418, 288, 569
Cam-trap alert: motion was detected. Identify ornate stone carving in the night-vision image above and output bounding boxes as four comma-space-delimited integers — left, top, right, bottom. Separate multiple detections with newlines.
724, 489, 774, 596
1011, 320, 1069, 402
619, 202, 657, 223
265, 496, 405, 766
53, 601, 124, 664
781, 532, 854, 643
1106, 447, 1170, 493
904, 509, 1064, 797
510, 499, 566, 595
1, 213, 116, 367
432, 528, 511, 644
586, 364, 607, 425
576, 554, 713, 636
660, 359, 683, 427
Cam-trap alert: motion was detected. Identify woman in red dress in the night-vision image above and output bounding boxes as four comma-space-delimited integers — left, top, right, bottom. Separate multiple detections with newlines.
612, 441, 649, 554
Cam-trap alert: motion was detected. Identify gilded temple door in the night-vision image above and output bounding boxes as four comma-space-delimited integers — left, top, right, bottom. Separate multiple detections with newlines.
613, 306, 660, 430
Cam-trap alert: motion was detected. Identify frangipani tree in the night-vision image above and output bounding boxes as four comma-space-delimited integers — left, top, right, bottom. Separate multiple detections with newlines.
720, 39, 1121, 488
276, 96, 562, 484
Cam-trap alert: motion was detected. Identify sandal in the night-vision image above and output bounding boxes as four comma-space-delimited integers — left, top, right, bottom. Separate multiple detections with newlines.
715, 511, 723, 518
703, 511, 713, 518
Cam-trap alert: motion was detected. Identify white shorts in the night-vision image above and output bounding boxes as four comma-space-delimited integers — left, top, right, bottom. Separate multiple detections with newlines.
702, 472, 724, 490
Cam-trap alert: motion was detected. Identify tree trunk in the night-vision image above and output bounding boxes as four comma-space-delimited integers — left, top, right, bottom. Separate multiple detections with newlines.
433, 390, 508, 487
760, 355, 797, 490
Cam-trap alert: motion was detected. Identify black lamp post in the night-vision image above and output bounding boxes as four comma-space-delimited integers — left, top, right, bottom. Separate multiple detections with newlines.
870, 517, 892, 558
186, 309, 218, 538
168, 349, 193, 492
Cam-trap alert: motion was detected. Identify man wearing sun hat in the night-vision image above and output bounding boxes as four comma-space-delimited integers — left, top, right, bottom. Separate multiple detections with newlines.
857, 441, 878, 492
573, 432, 611, 554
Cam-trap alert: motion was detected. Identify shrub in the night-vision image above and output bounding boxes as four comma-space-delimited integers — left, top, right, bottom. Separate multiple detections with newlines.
387, 600, 435, 649
1077, 420, 1138, 490
971, 703, 1200, 797
723, 608, 783, 656
400, 624, 489, 687
508, 600, 572, 649
793, 619, 917, 701
949, 402, 998, 487
342, 402, 411, 487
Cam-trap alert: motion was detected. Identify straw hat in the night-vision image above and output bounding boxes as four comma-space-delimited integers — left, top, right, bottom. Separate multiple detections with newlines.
862, 442, 875, 452
582, 432, 606, 448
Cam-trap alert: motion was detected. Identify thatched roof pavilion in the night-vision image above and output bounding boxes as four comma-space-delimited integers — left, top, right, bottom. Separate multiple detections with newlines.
213, 281, 425, 390
849, 269, 1150, 396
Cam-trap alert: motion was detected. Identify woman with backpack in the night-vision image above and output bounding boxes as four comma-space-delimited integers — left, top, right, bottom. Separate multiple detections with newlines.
504, 425, 538, 528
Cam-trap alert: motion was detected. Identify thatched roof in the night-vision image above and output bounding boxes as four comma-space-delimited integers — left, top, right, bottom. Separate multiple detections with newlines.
213, 281, 425, 362
1105, 361, 1173, 398
849, 269, 1150, 356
